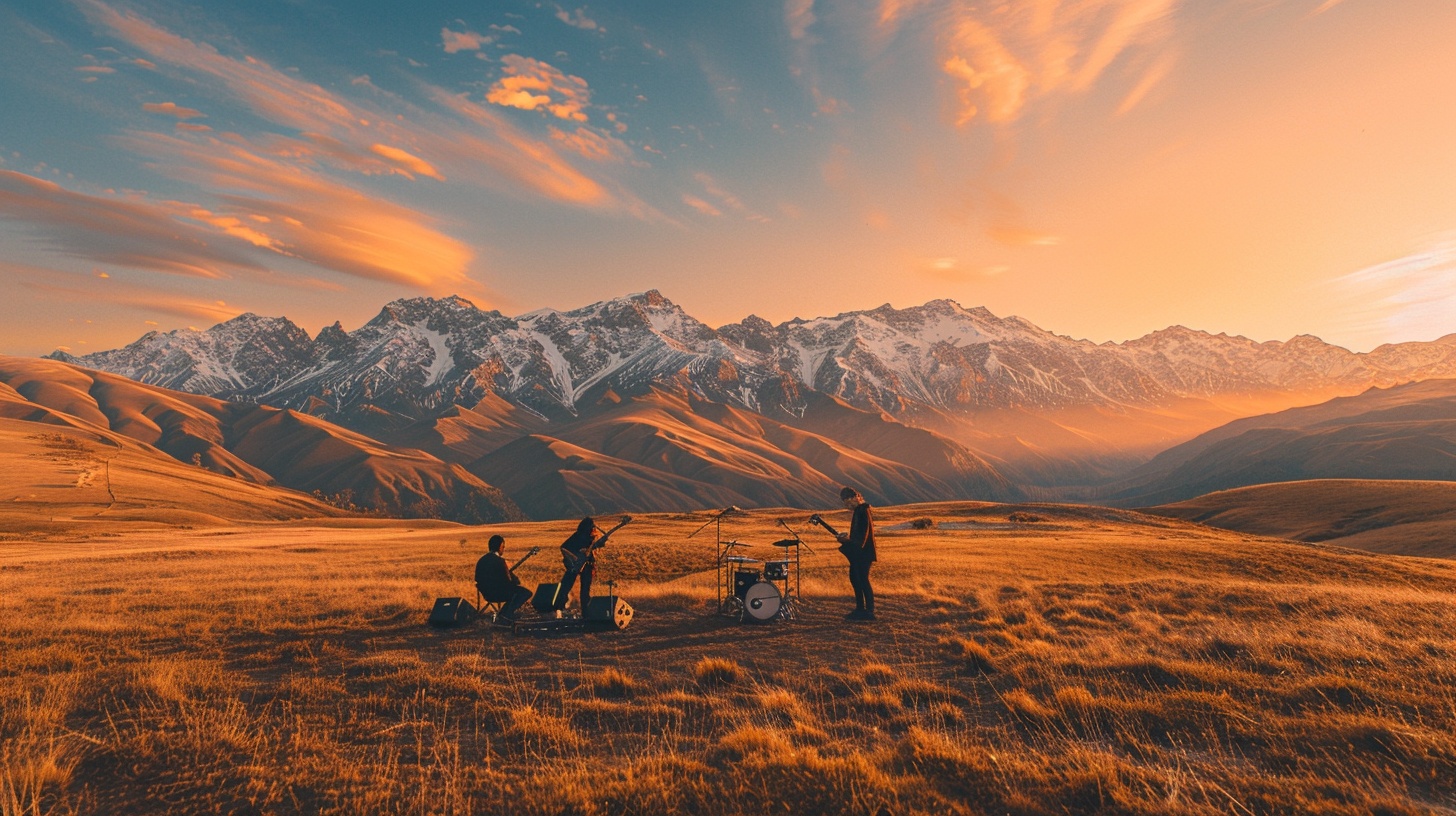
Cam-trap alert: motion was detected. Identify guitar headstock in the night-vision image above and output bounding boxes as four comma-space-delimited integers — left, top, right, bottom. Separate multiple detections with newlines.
809, 513, 823, 524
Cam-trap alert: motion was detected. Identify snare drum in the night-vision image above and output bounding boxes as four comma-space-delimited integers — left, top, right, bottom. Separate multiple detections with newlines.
764, 560, 789, 581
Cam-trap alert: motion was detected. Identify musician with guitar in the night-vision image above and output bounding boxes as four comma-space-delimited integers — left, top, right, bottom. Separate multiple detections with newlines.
554, 515, 632, 614
810, 487, 878, 621
475, 535, 538, 625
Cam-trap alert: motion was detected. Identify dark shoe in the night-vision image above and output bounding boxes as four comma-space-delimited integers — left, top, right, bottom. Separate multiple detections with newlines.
860, 610, 876, 622
845, 609, 868, 620
493, 615, 516, 628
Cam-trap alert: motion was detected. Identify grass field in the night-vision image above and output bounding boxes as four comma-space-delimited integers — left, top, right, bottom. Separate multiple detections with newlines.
4, 501, 1456, 815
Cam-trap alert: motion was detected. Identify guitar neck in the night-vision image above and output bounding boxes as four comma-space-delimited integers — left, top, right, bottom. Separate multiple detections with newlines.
510, 548, 540, 572
810, 515, 841, 537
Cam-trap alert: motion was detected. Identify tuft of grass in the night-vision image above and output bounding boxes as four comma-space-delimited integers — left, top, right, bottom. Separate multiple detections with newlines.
693, 656, 743, 688
939, 635, 997, 674
585, 667, 636, 698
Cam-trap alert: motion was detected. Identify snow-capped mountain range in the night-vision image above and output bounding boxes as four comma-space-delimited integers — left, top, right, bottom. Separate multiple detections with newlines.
51, 290, 1456, 425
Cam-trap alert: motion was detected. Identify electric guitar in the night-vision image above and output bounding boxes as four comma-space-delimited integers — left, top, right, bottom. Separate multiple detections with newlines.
561, 515, 633, 574
809, 513, 856, 559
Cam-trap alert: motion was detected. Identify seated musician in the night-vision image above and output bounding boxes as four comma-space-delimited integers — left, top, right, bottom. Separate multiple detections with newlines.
555, 516, 603, 613
475, 534, 532, 625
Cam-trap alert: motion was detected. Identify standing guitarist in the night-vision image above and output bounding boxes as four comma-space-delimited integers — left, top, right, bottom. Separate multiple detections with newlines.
476, 535, 535, 625
837, 487, 877, 621
554, 516, 631, 614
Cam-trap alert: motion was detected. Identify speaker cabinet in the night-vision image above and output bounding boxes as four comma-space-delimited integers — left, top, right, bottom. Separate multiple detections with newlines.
532, 583, 567, 613
585, 596, 634, 630
428, 597, 477, 628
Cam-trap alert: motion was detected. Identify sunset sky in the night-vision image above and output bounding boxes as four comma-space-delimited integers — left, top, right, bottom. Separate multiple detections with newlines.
1, 0, 1454, 357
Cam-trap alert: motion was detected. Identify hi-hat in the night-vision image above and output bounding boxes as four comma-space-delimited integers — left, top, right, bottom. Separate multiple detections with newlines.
770, 538, 801, 547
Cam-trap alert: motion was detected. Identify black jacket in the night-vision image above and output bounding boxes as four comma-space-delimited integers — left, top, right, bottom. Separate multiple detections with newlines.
475, 552, 520, 600
846, 502, 877, 563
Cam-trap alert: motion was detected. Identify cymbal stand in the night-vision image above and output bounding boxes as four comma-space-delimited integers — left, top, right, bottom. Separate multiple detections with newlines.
775, 518, 819, 619
690, 506, 743, 616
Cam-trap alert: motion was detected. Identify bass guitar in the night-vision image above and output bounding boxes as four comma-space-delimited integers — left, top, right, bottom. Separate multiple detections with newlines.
510, 546, 542, 573
561, 515, 633, 574
808, 513, 856, 560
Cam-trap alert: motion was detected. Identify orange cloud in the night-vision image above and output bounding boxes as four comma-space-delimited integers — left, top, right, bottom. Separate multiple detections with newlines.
175, 122, 212, 132
85, 1, 625, 211
548, 127, 632, 163
142, 101, 205, 119
682, 194, 722, 217
425, 88, 615, 207
0, 168, 264, 278
486, 55, 592, 122
369, 144, 446, 181
882, 0, 1178, 126
121, 133, 475, 289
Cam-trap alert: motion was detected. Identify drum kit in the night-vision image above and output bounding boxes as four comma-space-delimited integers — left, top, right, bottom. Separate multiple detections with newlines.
693, 509, 815, 624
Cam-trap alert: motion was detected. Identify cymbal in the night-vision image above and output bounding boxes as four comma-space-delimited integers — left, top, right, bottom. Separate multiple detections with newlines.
723, 556, 762, 564
770, 539, 801, 547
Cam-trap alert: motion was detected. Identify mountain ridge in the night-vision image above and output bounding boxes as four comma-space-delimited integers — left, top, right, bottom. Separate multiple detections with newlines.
47, 291, 1456, 492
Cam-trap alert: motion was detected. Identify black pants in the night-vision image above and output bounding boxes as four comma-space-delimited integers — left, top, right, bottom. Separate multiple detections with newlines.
499, 585, 531, 619
556, 557, 594, 610
848, 559, 874, 612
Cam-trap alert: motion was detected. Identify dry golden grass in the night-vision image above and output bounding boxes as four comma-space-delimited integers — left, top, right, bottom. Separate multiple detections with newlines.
3, 500, 1456, 814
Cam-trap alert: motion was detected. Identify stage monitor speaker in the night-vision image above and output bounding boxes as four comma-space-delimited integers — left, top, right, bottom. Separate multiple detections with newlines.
585, 596, 634, 630
428, 597, 477, 628
532, 583, 566, 613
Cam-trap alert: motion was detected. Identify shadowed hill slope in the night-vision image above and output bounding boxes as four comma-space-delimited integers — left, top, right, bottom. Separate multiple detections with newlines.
1147, 479, 1456, 559
1107, 378, 1456, 505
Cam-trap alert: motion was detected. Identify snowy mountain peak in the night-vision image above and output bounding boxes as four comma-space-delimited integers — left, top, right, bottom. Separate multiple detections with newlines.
47, 291, 1456, 429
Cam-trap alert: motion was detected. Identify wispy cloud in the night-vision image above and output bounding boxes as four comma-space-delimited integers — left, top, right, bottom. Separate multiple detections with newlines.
119, 132, 475, 289
786, 0, 817, 40
142, 101, 205, 119
691, 172, 767, 222
0, 168, 265, 278
7, 263, 246, 323
368, 144, 446, 181
486, 55, 592, 122
1330, 237, 1456, 347
441, 27, 490, 54
549, 126, 632, 163
72, 0, 641, 239
880, 0, 1178, 126
555, 7, 601, 32
681, 194, 722, 217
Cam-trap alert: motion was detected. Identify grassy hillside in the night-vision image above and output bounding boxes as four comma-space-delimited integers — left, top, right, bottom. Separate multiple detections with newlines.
3, 502, 1454, 814
1147, 479, 1456, 559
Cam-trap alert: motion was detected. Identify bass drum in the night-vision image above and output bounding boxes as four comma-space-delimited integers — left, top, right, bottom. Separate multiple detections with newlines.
742, 581, 782, 623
